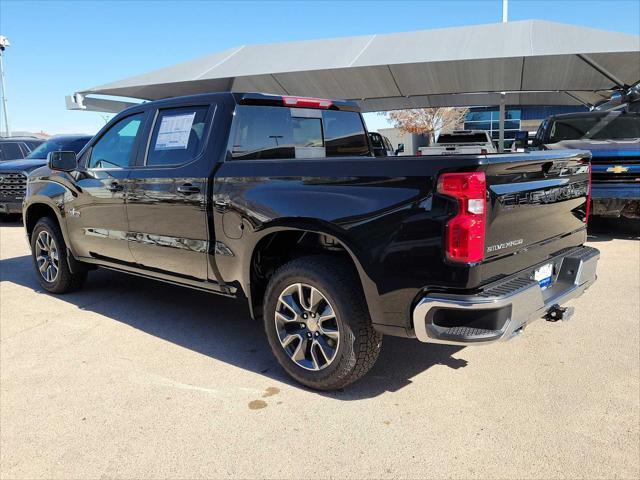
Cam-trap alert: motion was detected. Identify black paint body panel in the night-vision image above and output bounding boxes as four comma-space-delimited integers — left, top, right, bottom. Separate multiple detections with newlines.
23, 93, 591, 337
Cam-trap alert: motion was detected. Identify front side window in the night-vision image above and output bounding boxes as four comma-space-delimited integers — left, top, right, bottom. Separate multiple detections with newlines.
88, 113, 144, 169
146, 106, 209, 166
230, 105, 370, 160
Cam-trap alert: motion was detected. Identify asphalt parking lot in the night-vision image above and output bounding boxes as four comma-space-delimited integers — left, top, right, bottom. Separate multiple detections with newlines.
1, 218, 638, 479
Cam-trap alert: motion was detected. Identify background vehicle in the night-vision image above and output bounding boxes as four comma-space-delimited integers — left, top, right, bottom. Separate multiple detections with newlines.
0, 137, 44, 161
368, 132, 397, 156
0, 135, 91, 216
534, 111, 640, 218
22, 93, 598, 390
418, 130, 497, 156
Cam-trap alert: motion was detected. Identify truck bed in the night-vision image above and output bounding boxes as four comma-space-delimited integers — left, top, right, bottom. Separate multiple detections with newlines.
213, 149, 591, 333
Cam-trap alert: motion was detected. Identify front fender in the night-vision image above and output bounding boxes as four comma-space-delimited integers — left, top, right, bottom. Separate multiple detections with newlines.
23, 177, 75, 255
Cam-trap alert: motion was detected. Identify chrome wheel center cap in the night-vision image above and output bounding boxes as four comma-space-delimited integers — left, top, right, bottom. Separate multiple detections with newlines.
306, 316, 319, 332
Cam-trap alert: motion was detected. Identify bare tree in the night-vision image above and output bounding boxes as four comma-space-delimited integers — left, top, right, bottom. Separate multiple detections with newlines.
381, 107, 469, 144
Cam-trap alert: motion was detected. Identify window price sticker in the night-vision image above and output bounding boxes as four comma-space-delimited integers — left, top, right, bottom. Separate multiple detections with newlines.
155, 112, 196, 150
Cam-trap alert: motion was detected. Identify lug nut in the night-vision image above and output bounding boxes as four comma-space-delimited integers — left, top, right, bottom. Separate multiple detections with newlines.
311, 312, 316, 318
307, 332, 312, 338
300, 323, 306, 329
302, 313, 308, 319
314, 332, 319, 337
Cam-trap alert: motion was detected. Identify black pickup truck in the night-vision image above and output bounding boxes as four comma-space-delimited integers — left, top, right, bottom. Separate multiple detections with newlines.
23, 92, 599, 390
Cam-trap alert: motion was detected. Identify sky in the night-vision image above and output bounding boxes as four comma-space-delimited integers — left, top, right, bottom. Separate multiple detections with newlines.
1, 0, 639, 136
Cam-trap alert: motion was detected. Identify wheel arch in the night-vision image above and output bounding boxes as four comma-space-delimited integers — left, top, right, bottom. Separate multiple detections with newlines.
244, 220, 383, 325
23, 199, 73, 254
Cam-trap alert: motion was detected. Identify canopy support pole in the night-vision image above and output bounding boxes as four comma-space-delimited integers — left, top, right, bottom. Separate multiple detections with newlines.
498, 93, 506, 153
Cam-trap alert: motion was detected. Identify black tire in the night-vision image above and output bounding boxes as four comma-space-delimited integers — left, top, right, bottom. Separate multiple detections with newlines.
263, 255, 382, 390
30, 217, 87, 293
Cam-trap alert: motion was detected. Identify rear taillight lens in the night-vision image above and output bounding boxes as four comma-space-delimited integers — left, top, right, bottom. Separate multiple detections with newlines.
584, 163, 591, 223
282, 96, 333, 109
480, 148, 488, 155
437, 171, 487, 263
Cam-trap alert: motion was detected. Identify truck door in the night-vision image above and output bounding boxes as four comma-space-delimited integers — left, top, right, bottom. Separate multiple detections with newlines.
66, 112, 147, 263
124, 103, 217, 281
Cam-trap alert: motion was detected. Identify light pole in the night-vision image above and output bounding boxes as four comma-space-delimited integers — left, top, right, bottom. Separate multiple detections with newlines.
502, 0, 508, 22
0, 35, 11, 137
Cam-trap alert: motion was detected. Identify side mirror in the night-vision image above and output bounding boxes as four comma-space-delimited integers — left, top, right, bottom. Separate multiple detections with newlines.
395, 143, 405, 154
47, 151, 77, 172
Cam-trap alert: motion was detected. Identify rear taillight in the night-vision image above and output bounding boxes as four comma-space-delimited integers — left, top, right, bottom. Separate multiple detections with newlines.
480, 148, 488, 155
584, 163, 592, 223
416, 150, 422, 156
437, 171, 487, 263
282, 96, 333, 109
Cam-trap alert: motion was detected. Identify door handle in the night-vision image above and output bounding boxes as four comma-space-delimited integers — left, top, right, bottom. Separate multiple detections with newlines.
177, 184, 201, 195
107, 182, 124, 192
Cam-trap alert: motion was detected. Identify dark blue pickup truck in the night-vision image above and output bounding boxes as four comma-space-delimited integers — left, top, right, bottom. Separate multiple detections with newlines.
534, 111, 640, 218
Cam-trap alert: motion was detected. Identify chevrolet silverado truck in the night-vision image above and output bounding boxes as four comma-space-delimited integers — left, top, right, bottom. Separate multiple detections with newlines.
22, 93, 599, 390
533, 110, 640, 218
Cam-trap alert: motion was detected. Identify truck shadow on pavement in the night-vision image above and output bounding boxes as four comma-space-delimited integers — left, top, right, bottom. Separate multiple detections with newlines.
587, 217, 640, 242
1, 251, 466, 400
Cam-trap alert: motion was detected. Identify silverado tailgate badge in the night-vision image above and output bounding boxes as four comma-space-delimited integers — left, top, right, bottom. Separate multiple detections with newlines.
487, 239, 524, 253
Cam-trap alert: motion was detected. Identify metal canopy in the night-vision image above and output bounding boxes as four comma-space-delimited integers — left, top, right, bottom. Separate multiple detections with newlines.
67, 20, 640, 113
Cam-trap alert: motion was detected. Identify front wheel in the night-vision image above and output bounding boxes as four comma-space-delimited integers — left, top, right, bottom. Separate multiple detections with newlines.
30, 217, 87, 293
263, 256, 382, 390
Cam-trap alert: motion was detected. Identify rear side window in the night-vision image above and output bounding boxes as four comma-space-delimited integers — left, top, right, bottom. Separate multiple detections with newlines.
147, 106, 209, 166
230, 105, 369, 160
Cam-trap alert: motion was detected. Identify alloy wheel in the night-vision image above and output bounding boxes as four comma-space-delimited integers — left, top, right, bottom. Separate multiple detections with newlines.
275, 283, 340, 371
35, 230, 59, 283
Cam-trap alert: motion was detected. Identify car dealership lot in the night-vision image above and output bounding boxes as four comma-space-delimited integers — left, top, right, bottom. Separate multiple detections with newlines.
1, 219, 638, 479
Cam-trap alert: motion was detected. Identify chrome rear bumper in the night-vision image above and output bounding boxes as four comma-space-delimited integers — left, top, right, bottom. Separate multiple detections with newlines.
412, 246, 599, 345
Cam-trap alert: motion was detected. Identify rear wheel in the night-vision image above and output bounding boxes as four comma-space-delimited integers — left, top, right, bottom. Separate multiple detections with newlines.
30, 217, 87, 293
263, 256, 382, 390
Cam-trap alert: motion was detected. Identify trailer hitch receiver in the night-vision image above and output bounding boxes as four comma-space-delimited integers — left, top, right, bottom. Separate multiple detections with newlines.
545, 304, 575, 322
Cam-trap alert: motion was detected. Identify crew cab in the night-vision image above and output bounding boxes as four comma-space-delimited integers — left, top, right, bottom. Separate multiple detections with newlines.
533, 111, 640, 218
23, 93, 599, 390
418, 130, 497, 156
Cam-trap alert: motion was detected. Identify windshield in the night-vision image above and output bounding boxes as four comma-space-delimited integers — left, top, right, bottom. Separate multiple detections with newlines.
26, 137, 89, 159
548, 113, 640, 142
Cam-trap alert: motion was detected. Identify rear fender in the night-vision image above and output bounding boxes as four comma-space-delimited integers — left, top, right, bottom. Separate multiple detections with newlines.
243, 218, 384, 325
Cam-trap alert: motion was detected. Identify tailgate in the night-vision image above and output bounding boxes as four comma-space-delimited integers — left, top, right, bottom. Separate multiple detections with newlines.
480, 150, 590, 278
